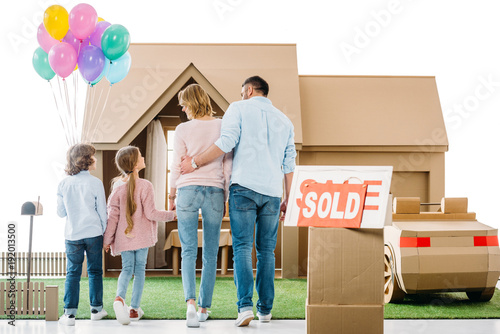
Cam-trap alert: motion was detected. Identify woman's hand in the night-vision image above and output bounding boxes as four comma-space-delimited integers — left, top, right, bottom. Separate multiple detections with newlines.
104, 244, 110, 253
169, 198, 176, 211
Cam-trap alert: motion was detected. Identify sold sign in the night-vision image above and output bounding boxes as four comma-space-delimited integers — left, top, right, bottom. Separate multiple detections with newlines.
296, 180, 367, 228
284, 166, 393, 229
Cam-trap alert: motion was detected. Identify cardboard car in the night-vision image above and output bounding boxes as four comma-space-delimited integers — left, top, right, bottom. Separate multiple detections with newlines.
384, 197, 500, 303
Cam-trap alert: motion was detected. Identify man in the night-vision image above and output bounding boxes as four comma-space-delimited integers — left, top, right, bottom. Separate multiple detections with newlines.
180, 76, 296, 326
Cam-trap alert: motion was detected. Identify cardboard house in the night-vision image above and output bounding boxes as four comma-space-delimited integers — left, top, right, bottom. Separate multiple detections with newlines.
88, 43, 448, 278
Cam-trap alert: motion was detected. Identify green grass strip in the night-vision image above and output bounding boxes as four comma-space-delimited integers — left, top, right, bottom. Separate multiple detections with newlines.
2, 278, 500, 319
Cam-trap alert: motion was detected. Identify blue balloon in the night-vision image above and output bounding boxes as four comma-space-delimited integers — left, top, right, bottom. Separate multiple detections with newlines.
106, 51, 131, 85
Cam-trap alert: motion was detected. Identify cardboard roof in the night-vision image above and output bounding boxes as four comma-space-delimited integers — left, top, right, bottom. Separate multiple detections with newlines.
89, 43, 303, 150
299, 75, 449, 150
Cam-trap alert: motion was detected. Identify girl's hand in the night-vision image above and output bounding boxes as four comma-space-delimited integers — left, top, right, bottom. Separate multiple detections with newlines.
104, 244, 110, 253
172, 210, 177, 220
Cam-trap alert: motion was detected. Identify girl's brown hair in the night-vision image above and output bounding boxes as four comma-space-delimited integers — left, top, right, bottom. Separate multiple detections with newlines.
113, 146, 140, 236
178, 84, 214, 119
65, 144, 96, 176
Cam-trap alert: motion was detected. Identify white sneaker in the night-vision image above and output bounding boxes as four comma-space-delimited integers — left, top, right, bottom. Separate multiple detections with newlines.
130, 307, 144, 321
58, 314, 75, 326
198, 310, 210, 322
186, 303, 200, 327
91, 308, 108, 321
113, 296, 130, 325
257, 312, 272, 322
235, 310, 254, 327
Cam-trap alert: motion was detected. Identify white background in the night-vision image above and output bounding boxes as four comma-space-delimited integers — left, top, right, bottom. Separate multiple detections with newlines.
1, 0, 499, 251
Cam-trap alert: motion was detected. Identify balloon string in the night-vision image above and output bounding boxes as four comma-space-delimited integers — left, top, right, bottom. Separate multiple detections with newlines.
73, 72, 79, 140
49, 80, 70, 147
90, 84, 112, 142
87, 84, 102, 142
87, 84, 105, 141
82, 83, 90, 142
86, 85, 97, 142
63, 78, 75, 145
92, 84, 105, 126
57, 76, 73, 147
85, 86, 96, 142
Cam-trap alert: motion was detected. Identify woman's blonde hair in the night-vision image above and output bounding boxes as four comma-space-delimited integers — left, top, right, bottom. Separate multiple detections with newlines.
65, 143, 96, 176
178, 84, 214, 119
113, 146, 140, 236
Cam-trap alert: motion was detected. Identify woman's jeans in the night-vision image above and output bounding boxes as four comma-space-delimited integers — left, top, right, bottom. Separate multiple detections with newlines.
177, 185, 224, 308
64, 235, 104, 315
116, 247, 149, 309
229, 184, 280, 316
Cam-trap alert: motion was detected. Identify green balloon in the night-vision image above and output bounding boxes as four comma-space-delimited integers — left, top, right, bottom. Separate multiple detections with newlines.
101, 24, 130, 61
33, 47, 55, 81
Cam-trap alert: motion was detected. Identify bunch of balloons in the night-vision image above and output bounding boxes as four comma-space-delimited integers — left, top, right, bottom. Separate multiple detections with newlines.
32, 3, 131, 85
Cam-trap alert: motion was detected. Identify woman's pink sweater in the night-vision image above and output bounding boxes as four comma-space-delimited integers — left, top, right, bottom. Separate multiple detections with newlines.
104, 178, 175, 255
170, 119, 232, 199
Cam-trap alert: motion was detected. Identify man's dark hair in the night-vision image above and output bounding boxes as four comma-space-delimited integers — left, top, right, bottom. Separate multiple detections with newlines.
242, 76, 269, 96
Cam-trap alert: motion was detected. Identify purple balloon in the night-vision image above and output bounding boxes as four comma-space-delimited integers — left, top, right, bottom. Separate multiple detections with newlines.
78, 45, 105, 82
89, 21, 111, 49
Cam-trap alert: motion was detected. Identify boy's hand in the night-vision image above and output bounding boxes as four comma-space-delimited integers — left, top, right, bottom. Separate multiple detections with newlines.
104, 244, 110, 253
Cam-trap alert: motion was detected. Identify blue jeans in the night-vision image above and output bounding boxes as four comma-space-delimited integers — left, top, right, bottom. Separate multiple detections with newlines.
229, 184, 280, 315
116, 247, 149, 309
64, 235, 103, 315
177, 185, 224, 308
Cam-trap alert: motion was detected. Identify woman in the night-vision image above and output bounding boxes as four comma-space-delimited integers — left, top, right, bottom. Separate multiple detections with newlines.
169, 84, 232, 327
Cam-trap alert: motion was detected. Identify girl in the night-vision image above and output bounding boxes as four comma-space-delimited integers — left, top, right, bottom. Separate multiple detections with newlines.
57, 143, 108, 326
170, 84, 232, 327
104, 146, 176, 325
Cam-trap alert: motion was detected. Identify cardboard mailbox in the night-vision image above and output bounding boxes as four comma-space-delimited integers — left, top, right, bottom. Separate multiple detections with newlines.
285, 166, 392, 334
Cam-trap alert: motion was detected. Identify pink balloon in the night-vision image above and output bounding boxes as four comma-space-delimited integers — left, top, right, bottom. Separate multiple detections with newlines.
69, 3, 98, 40
48, 42, 77, 78
89, 21, 111, 49
37, 23, 59, 53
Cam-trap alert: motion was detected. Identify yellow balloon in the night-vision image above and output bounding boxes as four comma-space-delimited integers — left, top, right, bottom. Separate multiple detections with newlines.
43, 5, 69, 40
98, 17, 105, 22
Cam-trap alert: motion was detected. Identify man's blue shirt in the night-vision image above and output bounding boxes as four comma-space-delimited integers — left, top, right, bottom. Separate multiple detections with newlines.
215, 96, 296, 198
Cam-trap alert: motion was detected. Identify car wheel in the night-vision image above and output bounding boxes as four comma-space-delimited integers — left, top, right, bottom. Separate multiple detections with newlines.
384, 245, 406, 304
466, 288, 495, 302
